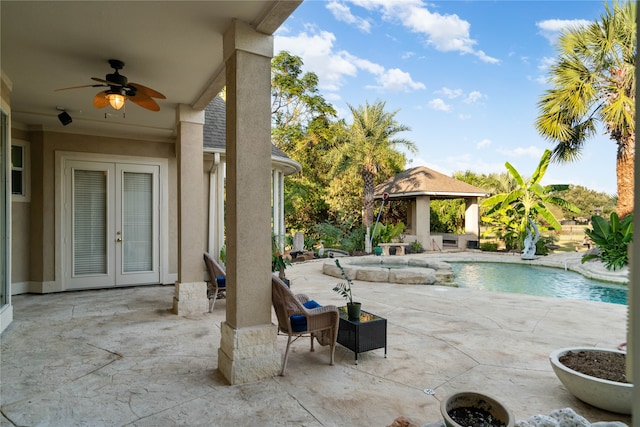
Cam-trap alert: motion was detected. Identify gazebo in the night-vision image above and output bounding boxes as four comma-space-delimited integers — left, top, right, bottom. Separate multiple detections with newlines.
374, 166, 489, 251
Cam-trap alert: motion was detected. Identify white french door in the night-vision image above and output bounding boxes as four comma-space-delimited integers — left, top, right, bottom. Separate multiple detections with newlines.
64, 160, 160, 289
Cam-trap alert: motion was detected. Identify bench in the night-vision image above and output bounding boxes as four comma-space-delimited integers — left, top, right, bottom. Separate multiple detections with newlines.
377, 243, 411, 256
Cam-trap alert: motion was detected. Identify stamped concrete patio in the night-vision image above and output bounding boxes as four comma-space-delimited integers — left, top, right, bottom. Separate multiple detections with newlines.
0, 251, 631, 426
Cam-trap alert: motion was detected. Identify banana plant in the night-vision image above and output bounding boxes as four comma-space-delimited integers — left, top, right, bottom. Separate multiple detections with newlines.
482, 149, 580, 250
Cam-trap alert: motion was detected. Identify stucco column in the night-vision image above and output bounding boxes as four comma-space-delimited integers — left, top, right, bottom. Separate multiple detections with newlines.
207, 153, 226, 260
218, 20, 280, 384
415, 196, 431, 249
172, 105, 207, 315
464, 197, 480, 238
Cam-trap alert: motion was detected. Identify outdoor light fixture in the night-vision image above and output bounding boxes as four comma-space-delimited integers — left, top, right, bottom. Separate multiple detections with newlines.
106, 92, 126, 110
57, 110, 72, 126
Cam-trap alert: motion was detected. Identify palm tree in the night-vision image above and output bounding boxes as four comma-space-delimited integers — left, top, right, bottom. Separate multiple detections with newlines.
535, 1, 636, 217
482, 149, 580, 243
328, 100, 416, 229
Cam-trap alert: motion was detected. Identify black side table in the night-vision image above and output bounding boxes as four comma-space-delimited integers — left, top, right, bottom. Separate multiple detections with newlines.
336, 306, 387, 364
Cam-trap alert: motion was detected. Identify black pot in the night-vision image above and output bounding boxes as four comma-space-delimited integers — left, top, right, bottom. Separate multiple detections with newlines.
347, 302, 361, 320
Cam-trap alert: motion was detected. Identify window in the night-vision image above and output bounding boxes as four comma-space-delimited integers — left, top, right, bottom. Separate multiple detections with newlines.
11, 140, 29, 201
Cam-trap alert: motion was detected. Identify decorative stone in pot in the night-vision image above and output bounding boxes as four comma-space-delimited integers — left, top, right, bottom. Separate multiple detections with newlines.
549, 347, 632, 415
441, 391, 514, 427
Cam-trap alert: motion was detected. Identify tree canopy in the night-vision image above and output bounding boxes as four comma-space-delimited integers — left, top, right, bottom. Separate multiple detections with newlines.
535, 1, 636, 217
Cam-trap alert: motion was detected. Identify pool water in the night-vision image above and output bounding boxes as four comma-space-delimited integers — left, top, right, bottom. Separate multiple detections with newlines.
450, 262, 628, 305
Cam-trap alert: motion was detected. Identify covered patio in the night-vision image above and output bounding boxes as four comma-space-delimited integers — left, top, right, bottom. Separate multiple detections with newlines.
1, 252, 630, 426
1, 0, 303, 386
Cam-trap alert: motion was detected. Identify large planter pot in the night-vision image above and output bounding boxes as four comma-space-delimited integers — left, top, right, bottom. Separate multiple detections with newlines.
549, 347, 632, 415
441, 392, 514, 427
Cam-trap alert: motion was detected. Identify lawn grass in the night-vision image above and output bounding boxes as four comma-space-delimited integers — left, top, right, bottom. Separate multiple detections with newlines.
481, 223, 591, 253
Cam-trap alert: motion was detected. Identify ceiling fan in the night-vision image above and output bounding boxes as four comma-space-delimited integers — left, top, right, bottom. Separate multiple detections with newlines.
55, 59, 166, 112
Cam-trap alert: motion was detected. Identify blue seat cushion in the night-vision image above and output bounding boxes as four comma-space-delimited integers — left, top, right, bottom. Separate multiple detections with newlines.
290, 300, 321, 332
216, 276, 226, 288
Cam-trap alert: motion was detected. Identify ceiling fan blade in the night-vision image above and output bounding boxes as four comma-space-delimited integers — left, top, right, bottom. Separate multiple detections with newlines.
93, 91, 110, 108
55, 84, 106, 91
127, 91, 160, 111
91, 77, 124, 87
129, 82, 166, 99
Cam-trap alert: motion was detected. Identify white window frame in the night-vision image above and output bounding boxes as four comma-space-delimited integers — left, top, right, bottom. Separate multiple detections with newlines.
11, 139, 29, 202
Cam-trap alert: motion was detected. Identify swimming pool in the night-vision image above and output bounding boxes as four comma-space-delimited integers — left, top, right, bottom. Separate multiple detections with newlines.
450, 262, 628, 305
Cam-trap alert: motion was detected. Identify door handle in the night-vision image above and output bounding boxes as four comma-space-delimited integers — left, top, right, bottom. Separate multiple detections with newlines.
116, 237, 122, 242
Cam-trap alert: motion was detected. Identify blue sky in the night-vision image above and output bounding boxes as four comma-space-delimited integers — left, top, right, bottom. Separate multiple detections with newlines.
274, 0, 618, 195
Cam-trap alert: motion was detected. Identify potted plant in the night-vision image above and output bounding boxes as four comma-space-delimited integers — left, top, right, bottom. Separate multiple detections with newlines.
441, 391, 514, 427
371, 222, 405, 255
546, 212, 634, 415
332, 259, 361, 320
272, 235, 291, 286
549, 347, 631, 414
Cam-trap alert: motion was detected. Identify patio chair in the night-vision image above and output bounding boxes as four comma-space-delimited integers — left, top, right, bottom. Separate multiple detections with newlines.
271, 274, 339, 376
203, 252, 227, 312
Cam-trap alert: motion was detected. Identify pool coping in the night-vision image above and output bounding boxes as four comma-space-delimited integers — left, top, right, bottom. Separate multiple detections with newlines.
320, 250, 629, 285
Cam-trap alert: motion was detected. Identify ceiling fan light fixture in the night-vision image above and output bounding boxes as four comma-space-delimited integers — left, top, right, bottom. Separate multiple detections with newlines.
106, 92, 126, 110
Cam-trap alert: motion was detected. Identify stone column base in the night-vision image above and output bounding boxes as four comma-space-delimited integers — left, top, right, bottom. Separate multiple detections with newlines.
172, 281, 207, 315
218, 321, 280, 384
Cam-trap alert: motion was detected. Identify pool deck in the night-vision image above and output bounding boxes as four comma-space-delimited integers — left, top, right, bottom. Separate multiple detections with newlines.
1, 250, 631, 426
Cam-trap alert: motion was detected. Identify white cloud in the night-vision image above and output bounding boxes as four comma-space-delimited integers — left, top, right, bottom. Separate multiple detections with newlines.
536, 19, 591, 43
538, 56, 556, 71
476, 139, 492, 149
428, 98, 451, 112
436, 87, 463, 99
463, 91, 484, 104
498, 146, 544, 159
327, 0, 372, 33
343, 52, 385, 75
275, 28, 424, 95
458, 113, 471, 120
412, 153, 507, 177
347, 0, 499, 63
275, 30, 357, 91
367, 68, 426, 92
401, 51, 415, 60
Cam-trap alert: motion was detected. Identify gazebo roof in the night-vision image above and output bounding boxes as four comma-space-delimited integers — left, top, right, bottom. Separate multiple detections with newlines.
374, 166, 489, 199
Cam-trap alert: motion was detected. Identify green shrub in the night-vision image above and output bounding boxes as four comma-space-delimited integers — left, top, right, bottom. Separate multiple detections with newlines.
582, 213, 633, 270
406, 240, 424, 254
219, 245, 226, 264
341, 225, 366, 254
304, 236, 316, 251
480, 242, 498, 252
371, 222, 405, 247
535, 235, 557, 256
314, 221, 343, 248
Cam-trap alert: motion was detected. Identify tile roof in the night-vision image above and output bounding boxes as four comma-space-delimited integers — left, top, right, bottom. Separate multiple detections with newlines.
374, 166, 489, 199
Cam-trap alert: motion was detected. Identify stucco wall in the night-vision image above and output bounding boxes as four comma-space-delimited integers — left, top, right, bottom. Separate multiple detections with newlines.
11, 201, 29, 286
15, 128, 177, 292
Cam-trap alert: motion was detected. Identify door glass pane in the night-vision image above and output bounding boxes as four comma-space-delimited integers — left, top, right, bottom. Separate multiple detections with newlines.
73, 170, 107, 275
11, 145, 23, 195
123, 172, 152, 272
